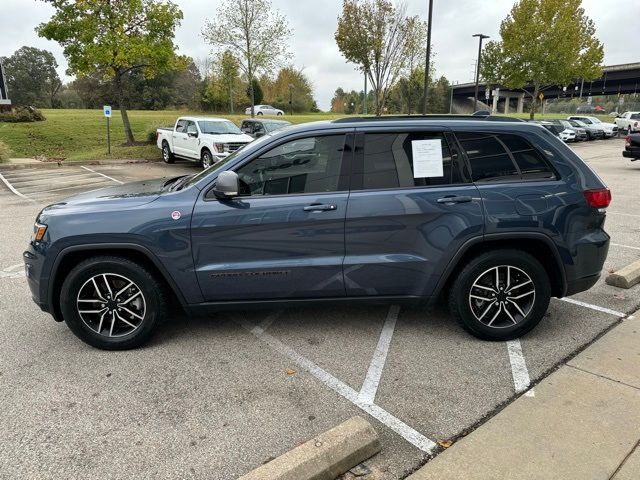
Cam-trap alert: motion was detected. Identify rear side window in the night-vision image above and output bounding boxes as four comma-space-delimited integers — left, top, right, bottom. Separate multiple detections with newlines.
356, 132, 465, 190
456, 132, 554, 182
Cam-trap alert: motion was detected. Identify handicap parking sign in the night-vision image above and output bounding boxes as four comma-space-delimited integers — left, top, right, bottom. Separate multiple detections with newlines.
103, 105, 112, 118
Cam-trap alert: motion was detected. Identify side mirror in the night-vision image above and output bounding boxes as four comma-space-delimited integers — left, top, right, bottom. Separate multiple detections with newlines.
213, 171, 239, 199
188, 131, 198, 138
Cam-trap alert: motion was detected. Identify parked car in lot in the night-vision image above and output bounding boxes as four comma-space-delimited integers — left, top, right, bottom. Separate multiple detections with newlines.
623, 134, 640, 161
529, 120, 576, 142
157, 117, 253, 168
240, 118, 292, 138
245, 104, 285, 116
615, 111, 640, 134
26, 116, 611, 349
568, 116, 618, 138
567, 119, 604, 140
552, 120, 588, 141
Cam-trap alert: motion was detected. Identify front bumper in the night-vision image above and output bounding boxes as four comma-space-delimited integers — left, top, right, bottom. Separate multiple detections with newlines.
23, 245, 50, 314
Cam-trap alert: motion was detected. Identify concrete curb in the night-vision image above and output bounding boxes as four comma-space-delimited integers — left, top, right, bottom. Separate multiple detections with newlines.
0, 158, 159, 171
238, 416, 381, 480
605, 259, 640, 289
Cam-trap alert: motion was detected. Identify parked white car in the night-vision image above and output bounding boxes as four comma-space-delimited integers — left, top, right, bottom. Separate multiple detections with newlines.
245, 104, 285, 116
157, 117, 253, 169
567, 116, 618, 138
615, 111, 640, 134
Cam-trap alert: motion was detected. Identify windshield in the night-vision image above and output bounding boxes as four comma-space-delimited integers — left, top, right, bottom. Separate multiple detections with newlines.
197, 120, 242, 135
264, 121, 291, 132
181, 132, 277, 189
590, 118, 602, 124
572, 120, 587, 127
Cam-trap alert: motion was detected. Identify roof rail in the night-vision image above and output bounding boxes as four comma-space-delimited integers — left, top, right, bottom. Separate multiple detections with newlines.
332, 114, 525, 123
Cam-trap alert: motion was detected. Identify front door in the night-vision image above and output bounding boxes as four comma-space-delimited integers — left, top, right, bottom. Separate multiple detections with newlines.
184, 121, 200, 159
344, 129, 485, 297
191, 133, 352, 302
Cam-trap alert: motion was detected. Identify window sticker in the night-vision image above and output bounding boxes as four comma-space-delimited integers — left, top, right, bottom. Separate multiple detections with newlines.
411, 139, 444, 178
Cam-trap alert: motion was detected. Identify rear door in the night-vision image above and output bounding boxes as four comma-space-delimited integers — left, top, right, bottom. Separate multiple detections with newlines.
173, 119, 188, 156
344, 127, 484, 298
191, 132, 353, 302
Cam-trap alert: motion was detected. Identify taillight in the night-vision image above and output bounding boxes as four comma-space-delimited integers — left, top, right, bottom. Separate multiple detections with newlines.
626, 135, 631, 147
583, 188, 611, 208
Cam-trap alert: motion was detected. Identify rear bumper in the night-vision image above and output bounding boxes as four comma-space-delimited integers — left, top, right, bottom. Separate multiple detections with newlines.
563, 228, 610, 297
623, 149, 640, 160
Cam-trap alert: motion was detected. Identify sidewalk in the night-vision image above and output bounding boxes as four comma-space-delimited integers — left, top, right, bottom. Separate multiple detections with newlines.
408, 310, 640, 480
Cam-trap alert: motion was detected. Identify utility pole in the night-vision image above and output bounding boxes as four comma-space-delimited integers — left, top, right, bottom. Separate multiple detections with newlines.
363, 72, 368, 115
449, 81, 457, 114
472, 33, 489, 112
288, 83, 294, 116
422, 0, 434, 115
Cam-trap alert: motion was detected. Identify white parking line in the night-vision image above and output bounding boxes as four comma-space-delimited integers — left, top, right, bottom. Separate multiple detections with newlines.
250, 310, 283, 335
0, 263, 25, 279
237, 314, 437, 453
506, 340, 534, 397
611, 242, 640, 251
558, 297, 627, 318
80, 166, 124, 184
0, 172, 35, 202
359, 305, 399, 405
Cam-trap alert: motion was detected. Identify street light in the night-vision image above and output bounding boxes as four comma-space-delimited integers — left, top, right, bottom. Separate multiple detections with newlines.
288, 83, 294, 116
422, 0, 434, 115
472, 33, 490, 112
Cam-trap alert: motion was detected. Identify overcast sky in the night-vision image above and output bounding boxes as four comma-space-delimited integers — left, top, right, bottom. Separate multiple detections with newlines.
1, 0, 637, 110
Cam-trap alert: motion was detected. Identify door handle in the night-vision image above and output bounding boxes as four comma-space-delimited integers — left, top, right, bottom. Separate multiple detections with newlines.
437, 195, 473, 204
303, 204, 337, 212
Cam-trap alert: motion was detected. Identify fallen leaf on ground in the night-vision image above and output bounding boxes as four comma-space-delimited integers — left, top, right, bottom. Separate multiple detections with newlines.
437, 440, 453, 448
285, 368, 296, 376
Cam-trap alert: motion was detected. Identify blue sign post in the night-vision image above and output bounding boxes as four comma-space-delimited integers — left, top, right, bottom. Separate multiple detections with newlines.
103, 106, 112, 154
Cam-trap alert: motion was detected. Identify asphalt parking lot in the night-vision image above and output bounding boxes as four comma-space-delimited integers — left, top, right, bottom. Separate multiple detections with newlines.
1, 141, 639, 479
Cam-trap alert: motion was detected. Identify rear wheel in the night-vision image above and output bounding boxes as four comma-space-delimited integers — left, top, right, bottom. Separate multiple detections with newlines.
257, 111, 263, 116
277, 112, 283, 116
448, 250, 550, 341
162, 142, 175, 164
60, 256, 167, 350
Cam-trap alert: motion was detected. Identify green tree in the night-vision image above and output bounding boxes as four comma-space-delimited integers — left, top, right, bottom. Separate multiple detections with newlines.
2, 46, 61, 107
401, 17, 428, 114
37, 0, 183, 144
481, 0, 603, 119
202, 0, 292, 117
335, 0, 419, 116
219, 51, 240, 113
246, 78, 264, 106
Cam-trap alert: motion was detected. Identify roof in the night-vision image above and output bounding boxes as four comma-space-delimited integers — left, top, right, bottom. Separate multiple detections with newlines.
177, 116, 233, 122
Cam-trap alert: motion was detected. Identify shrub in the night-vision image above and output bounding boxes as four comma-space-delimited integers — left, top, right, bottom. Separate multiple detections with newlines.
145, 122, 171, 144
0, 107, 46, 123
0, 141, 12, 163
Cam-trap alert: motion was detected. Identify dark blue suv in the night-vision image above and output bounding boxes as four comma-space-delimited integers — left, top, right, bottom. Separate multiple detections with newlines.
25, 117, 611, 349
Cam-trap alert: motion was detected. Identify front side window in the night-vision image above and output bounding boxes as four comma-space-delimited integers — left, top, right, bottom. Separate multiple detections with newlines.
176, 119, 187, 133
356, 132, 464, 190
235, 135, 347, 196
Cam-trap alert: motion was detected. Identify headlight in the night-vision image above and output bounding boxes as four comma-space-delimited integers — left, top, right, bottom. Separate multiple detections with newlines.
34, 222, 48, 241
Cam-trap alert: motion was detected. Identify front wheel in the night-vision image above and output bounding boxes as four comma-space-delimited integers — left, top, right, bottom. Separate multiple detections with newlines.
448, 250, 550, 341
256, 111, 263, 116
201, 149, 214, 169
60, 256, 167, 350
277, 112, 283, 116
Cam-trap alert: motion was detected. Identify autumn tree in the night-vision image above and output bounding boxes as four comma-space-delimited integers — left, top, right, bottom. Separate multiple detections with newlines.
481, 0, 603, 119
219, 51, 239, 113
203, 0, 292, 117
37, 0, 183, 144
401, 17, 428, 114
2, 46, 61, 107
335, 0, 420, 116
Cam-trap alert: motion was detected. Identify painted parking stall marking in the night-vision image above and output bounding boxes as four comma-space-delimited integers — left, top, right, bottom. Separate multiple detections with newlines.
236, 310, 438, 453
0, 172, 34, 202
558, 297, 627, 318
80, 165, 124, 184
506, 339, 534, 397
0, 263, 25, 279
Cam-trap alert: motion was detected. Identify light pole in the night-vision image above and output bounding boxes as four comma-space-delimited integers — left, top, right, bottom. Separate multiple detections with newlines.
288, 83, 294, 116
449, 80, 457, 114
472, 33, 489, 112
422, 0, 434, 115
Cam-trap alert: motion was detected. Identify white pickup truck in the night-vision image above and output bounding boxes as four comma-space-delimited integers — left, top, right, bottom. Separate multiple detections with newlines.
156, 116, 254, 168
615, 111, 640, 134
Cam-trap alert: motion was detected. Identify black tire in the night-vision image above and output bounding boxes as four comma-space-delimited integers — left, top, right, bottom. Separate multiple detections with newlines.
201, 149, 214, 169
162, 141, 175, 164
257, 111, 263, 116
448, 250, 550, 341
277, 112, 283, 116
60, 256, 167, 350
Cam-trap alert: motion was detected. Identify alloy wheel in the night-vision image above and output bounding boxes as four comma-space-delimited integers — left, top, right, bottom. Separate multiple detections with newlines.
202, 151, 213, 169
468, 265, 535, 329
76, 273, 146, 337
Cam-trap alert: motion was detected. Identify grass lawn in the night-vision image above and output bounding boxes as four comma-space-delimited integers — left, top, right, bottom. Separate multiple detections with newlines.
0, 109, 344, 162
0, 109, 616, 162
